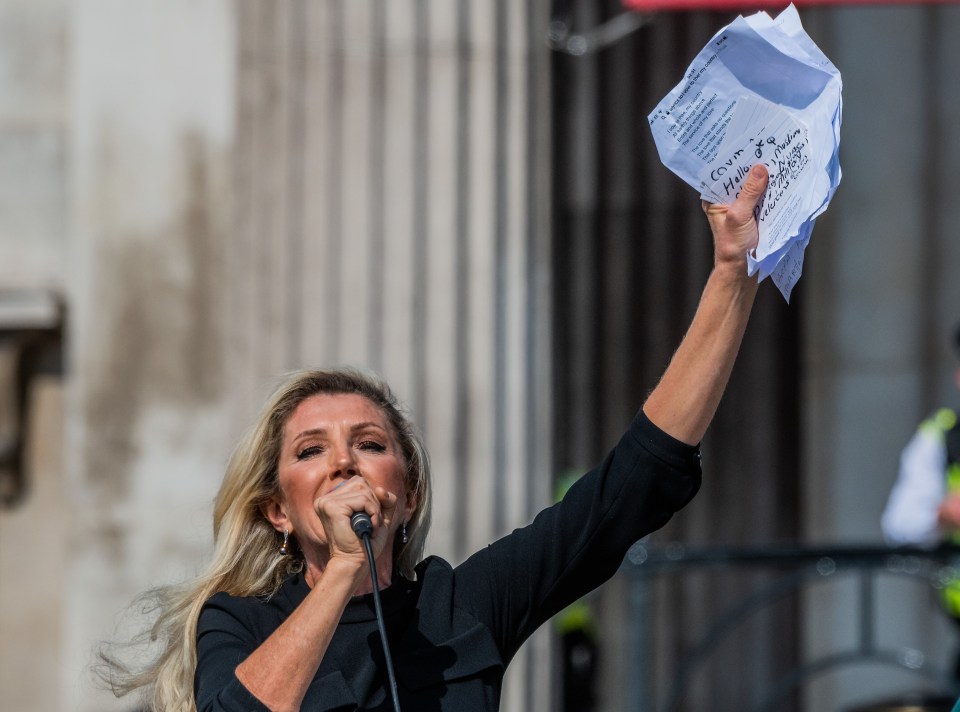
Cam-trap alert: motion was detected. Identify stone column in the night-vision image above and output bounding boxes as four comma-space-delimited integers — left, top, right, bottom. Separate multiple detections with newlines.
229, 2, 553, 708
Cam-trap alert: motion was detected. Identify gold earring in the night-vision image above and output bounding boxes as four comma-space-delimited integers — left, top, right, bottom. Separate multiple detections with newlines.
279, 529, 290, 556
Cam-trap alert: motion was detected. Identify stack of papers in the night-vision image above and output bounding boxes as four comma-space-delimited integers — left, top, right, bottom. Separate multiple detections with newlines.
648, 4, 841, 301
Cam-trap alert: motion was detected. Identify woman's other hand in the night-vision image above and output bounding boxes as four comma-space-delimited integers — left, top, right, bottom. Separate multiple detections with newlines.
702, 163, 769, 269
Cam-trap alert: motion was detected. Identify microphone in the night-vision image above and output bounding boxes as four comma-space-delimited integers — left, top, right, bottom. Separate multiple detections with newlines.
350, 509, 401, 711
351, 511, 373, 538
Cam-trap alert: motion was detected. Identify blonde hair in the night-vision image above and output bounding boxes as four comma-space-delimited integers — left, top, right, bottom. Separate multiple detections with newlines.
99, 367, 432, 711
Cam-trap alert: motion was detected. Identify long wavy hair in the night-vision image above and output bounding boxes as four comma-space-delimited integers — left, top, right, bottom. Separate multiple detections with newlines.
98, 367, 433, 711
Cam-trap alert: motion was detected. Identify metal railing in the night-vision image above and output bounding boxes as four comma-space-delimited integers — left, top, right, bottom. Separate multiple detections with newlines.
622, 542, 960, 712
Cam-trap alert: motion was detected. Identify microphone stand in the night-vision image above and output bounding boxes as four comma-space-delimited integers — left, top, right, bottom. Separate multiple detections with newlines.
351, 512, 402, 712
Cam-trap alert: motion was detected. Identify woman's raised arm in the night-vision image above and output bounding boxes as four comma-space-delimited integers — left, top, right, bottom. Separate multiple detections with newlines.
642, 164, 769, 445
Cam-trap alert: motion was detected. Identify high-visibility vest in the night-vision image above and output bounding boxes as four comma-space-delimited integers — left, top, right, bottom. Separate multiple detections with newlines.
922, 408, 960, 617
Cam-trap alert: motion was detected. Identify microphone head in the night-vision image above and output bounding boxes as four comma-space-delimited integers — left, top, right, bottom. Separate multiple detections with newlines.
351, 511, 373, 538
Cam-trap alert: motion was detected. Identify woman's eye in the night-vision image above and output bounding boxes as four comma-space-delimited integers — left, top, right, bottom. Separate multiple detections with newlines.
358, 440, 386, 452
296, 445, 323, 460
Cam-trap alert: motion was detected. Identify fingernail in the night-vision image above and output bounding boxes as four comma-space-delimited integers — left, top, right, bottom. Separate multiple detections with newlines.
751, 164, 765, 178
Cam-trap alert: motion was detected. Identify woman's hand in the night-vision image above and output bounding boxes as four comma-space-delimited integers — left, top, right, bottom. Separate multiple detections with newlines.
313, 478, 399, 566
702, 163, 769, 269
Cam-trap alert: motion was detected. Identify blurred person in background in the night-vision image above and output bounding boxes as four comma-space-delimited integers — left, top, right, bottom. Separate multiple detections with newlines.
99, 165, 770, 712
882, 324, 960, 682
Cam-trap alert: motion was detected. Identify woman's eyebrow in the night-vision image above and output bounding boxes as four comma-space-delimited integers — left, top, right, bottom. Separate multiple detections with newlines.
292, 428, 326, 441
350, 422, 388, 434
292, 422, 386, 440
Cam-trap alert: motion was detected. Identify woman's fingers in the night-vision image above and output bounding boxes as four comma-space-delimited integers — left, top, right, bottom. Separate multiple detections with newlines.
319, 479, 397, 526
703, 163, 769, 265
314, 480, 399, 561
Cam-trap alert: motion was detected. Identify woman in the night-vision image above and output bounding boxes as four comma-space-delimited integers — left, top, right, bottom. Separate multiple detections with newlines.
103, 165, 769, 712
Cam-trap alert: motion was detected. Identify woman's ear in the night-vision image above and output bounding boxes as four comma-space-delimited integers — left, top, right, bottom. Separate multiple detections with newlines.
403, 486, 419, 521
260, 497, 289, 533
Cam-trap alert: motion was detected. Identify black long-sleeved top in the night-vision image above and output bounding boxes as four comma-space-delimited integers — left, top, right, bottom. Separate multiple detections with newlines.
194, 409, 702, 711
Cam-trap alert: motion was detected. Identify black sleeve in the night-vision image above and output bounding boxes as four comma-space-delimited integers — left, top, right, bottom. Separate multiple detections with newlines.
194, 593, 271, 712
453, 408, 702, 661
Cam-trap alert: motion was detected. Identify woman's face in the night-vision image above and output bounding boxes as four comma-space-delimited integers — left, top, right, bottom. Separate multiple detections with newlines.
270, 392, 412, 557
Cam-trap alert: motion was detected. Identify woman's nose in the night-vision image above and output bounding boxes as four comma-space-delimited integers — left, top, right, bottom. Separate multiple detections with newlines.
330, 444, 358, 476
